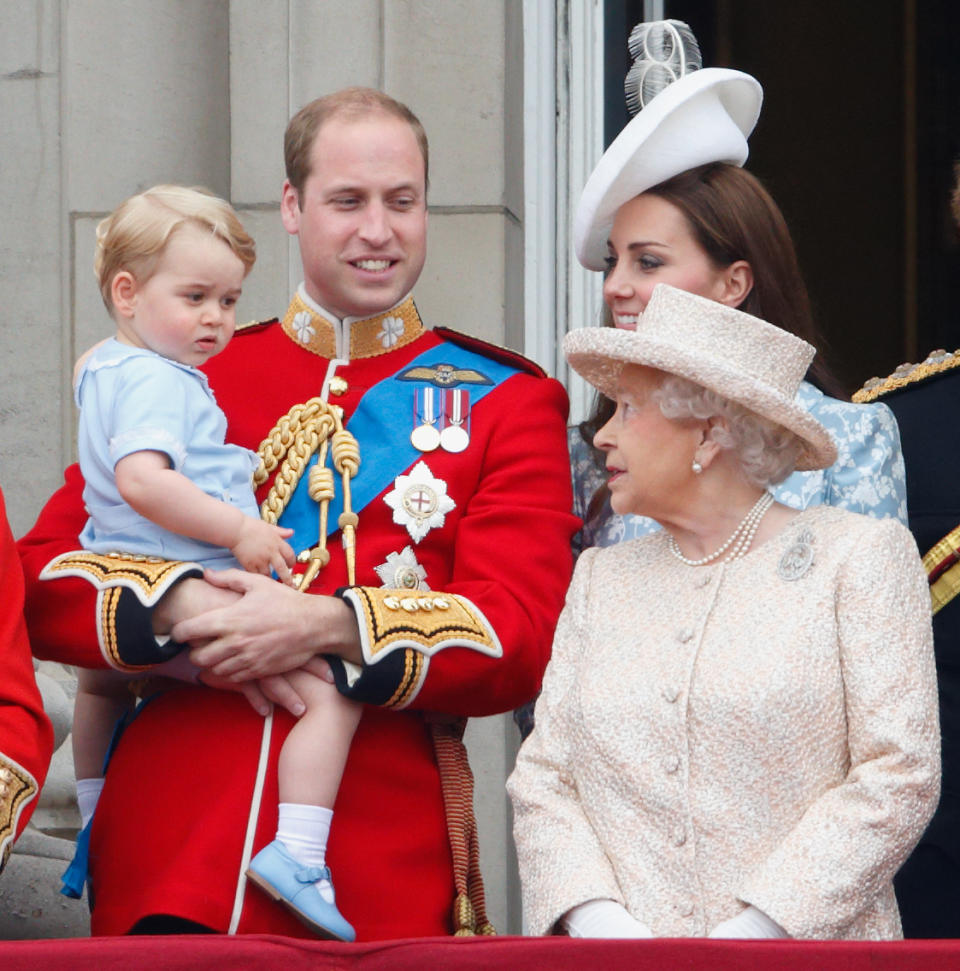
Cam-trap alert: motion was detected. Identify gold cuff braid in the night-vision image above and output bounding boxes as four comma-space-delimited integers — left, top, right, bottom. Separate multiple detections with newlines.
40, 550, 201, 608
0, 755, 37, 871
40, 550, 203, 670
343, 587, 503, 664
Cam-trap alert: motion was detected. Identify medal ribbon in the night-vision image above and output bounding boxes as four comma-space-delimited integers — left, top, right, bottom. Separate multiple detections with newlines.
413, 388, 439, 435
278, 341, 520, 552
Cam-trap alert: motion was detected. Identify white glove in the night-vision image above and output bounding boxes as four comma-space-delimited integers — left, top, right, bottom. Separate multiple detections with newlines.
709, 905, 789, 939
561, 899, 654, 938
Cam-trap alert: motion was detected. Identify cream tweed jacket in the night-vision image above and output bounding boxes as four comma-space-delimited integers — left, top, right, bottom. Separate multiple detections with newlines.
508, 505, 940, 939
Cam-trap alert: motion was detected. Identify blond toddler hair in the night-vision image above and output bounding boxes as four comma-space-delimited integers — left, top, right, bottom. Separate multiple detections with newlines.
94, 184, 256, 315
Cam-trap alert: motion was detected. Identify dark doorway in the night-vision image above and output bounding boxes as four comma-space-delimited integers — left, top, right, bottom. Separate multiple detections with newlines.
604, 1, 960, 393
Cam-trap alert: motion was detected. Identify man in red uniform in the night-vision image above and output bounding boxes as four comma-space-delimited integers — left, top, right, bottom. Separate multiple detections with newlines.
18, 88, 576, 938
0, 487, 53, 871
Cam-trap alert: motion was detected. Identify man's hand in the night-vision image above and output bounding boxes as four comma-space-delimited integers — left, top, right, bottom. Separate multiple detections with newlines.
172, 569, 362, 680
198, 669, 310, 719
152, 576, 242, 639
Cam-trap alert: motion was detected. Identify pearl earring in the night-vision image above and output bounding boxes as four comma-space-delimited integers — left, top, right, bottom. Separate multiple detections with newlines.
692, 460, 703, 475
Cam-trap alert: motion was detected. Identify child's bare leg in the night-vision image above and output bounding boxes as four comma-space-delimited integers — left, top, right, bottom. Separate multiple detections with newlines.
247, 670, 361, 939
278, 669, 361, 806
72, 668, 136, 827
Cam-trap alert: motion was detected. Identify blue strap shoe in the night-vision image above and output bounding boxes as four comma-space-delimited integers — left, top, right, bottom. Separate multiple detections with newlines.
247, 839, 356, 942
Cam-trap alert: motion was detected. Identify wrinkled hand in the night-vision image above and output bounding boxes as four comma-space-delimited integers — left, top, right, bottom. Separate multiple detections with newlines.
231, 517, 295, 585
173, 569, 361, 681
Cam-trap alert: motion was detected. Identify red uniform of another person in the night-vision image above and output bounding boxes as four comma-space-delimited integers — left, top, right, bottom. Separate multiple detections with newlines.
18, 294, 577, 938
0, 486, 53, 867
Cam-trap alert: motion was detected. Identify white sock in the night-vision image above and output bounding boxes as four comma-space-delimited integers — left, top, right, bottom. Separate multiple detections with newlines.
76, 777, 105, 830
277, 803, 335, 903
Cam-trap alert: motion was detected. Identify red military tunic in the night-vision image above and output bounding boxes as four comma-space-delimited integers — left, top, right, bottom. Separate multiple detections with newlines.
0, 486, 53, 867
18, 294, 577, 939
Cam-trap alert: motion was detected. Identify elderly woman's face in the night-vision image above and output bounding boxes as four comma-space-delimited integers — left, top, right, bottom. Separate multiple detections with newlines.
603, 194, 731, 330
594, 364, 700, 518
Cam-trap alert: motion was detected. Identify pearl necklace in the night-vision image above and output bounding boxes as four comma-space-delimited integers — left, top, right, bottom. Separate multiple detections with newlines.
668, 492, 774, 567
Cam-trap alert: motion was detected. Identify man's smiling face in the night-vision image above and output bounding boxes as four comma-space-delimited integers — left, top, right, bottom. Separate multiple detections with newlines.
281, 112, 428, 320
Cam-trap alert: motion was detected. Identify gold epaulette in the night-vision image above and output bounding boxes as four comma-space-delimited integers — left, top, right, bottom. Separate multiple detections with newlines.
853, 349, 960, 403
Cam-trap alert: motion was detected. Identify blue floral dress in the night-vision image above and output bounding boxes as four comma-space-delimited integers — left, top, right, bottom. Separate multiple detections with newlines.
570, 381, 908, 554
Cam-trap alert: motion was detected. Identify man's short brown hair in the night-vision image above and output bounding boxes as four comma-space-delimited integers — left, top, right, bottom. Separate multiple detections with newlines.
284, 87, 429, 206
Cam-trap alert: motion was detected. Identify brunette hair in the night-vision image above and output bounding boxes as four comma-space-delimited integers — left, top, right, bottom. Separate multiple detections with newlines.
284, 87, 429, 205
95, 184, 256, 314
578, 162, 843, 524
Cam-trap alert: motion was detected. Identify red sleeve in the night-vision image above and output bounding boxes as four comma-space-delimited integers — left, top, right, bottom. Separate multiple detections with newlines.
0, 487, 54, 863
418, 375, 576, 714
18, 464, 200, 672
336, 375, 579, 717
17, 464, 110, 668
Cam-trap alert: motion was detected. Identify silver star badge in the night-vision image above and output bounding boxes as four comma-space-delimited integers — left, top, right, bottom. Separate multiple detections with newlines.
374, 546, 430, 590
384, 461, 455, 543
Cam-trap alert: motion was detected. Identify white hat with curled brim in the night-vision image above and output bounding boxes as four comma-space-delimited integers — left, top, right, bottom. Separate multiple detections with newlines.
563, 284, 838, 472
574, 67, 763, 271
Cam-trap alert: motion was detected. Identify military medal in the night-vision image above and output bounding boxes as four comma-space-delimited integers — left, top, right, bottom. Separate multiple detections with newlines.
374, 546, 430, 590
410, 387, 441, 452
384, 461, 456, 543
440, 389, 470, 453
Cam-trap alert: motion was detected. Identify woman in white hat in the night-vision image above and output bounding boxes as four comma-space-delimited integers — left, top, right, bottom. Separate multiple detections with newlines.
570, 21, 906, 555
507, 284, 939, 940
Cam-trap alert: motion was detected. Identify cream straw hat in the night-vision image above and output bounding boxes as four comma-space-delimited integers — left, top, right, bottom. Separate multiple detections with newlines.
564, 284, 838, 472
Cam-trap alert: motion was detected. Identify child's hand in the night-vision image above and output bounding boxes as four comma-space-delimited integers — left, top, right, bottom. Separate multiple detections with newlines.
231, 517, 296, 585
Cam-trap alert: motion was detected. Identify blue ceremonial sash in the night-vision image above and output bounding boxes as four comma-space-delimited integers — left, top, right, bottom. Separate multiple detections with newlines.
278, 341, 520, 554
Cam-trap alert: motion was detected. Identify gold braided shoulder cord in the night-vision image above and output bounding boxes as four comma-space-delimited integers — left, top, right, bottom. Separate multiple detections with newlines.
254, 397, 360, 593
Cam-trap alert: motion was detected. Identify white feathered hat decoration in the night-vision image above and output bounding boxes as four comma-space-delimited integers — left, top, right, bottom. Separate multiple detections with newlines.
574, 19, 763, 271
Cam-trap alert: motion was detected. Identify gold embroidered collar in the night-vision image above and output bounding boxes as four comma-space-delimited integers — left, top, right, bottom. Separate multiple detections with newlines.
280, 291, 425, 360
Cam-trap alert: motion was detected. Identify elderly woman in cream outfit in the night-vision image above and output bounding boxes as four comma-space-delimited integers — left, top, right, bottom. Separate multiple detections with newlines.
507, 284, 940, 941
